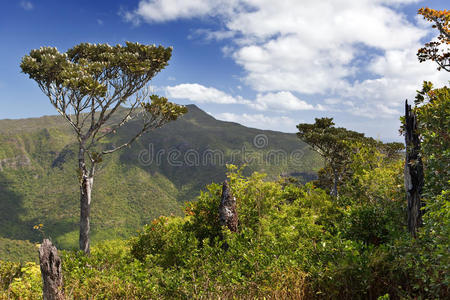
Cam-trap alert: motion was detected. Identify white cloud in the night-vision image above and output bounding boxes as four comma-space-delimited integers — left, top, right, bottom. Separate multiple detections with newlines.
215, 112, 298, 132
324, 98, 341, 105
166, 83, 244, 104
20, 1, 33, 11
250, 91, 315, 111
166, 83, 322, 112
124, 0, 240, 23
128, 0, 447, 130
341, 46, 449, 118
191, 29, 236, 41
224, 1, 427, 97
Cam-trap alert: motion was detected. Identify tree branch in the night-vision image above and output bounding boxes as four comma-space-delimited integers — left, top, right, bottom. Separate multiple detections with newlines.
101, 114, 167, 155
430, 15, 450, 40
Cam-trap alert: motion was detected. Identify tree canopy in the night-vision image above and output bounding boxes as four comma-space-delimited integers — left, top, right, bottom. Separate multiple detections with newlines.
297, 118, 403, 198
417, 8, 450, 71
297, 118, 368, 197
20, 42, 186, 155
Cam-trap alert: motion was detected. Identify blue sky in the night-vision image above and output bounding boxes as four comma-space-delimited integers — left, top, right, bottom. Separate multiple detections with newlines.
0, 0, 448, 141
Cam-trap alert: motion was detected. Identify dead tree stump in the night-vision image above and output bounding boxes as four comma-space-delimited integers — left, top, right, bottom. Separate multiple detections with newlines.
404, 100, 424, 237
219, 180, 238, 232
39, 239, 65, 300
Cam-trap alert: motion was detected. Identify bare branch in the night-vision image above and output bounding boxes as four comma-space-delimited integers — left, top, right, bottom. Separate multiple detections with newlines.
101, 113, 168, 155
89, 102, 140, 148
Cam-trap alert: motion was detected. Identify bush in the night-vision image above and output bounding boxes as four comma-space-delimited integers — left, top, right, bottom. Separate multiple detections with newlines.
1, 159, 447, 299
2, 262, 41, 299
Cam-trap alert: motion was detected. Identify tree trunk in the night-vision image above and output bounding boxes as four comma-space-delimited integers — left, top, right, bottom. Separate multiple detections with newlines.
332, 167, 339, 198
79, 173, 93, 254
219, 180, 238, 232
39, 239, 65, 300
404, 100, 424, 237
78, 147, 94, 254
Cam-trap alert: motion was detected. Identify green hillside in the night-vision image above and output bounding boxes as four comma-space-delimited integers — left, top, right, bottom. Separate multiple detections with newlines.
0, 105, 321, 258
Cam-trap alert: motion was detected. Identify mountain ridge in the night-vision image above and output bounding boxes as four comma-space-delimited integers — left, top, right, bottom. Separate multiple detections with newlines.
0, 104, 321, 260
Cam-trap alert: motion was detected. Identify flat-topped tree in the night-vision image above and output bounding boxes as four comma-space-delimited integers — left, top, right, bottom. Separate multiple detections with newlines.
297, 118, 369, 198
297, 118, 403, 198
20, 42, 187, 254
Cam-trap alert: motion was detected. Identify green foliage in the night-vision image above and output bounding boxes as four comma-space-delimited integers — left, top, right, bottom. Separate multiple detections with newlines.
20, 42, 172, 98
0, 261, 22, 291
297, 118, 366, 171
60, 240, 150, 299
2, 9, 448, 296
414, 81, 450, 197
0, 105, 319, 259
0, 261, 41, 299
337, 141, 406, 246
1, 156, 448, 298
183, 182, 223, 245
142, 94, 188, 122
130, 216, 196, 267
342, 205, 391, 245
297, 117, 381, 197
400, 81, 450, 298
0, 238, 37, 263
127, 163, 440, 298
340, 141, 404, 204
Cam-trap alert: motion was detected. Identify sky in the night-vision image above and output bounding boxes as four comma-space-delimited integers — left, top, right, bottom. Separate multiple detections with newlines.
0, 0, 448, 141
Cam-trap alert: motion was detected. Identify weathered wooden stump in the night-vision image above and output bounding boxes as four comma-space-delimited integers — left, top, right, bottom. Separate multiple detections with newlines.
39, 239, 65, 300
219, 180, 238, 233
404, 100, 424, 237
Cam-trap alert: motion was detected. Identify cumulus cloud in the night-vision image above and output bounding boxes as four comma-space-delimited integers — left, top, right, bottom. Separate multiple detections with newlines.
166, 83, 322, 112
124, 0, 239, 23
166, 83, 244, 104
20, 1, 33, 10
215, 112, 298, 132
250, 91, 315, 111
127, 0, 445, 121
341, 46, 449, 118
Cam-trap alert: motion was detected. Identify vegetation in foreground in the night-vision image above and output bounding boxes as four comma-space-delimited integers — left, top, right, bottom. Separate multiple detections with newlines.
0, 6, 449, 300
1, 124, 448, 298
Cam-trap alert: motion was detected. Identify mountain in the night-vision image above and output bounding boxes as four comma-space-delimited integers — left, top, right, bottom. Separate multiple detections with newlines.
0, 104, 321, 260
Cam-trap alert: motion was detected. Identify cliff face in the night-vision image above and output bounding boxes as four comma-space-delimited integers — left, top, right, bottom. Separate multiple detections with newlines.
0, 155, 31, 171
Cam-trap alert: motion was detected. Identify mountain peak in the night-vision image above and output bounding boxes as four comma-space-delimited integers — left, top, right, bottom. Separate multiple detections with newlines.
180, 104, 217, 124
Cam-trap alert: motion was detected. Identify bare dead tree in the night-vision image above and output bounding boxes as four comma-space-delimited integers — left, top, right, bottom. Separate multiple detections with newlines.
404, 100, 424, 237
39, 239, 65, 300
219, 180, 238, 233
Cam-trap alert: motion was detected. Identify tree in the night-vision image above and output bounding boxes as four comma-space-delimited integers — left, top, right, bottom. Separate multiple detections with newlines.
297, 118, 366, 198
39, 239, 64, 300
411, 82, 449, 242
403, 100, 424, 236
417, 8, 449, 71
415, 9, 450, 195
20, 42, 187, 253
297, 118, 403, 198
414, 82, 450, 197
401, 7, 450, 237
